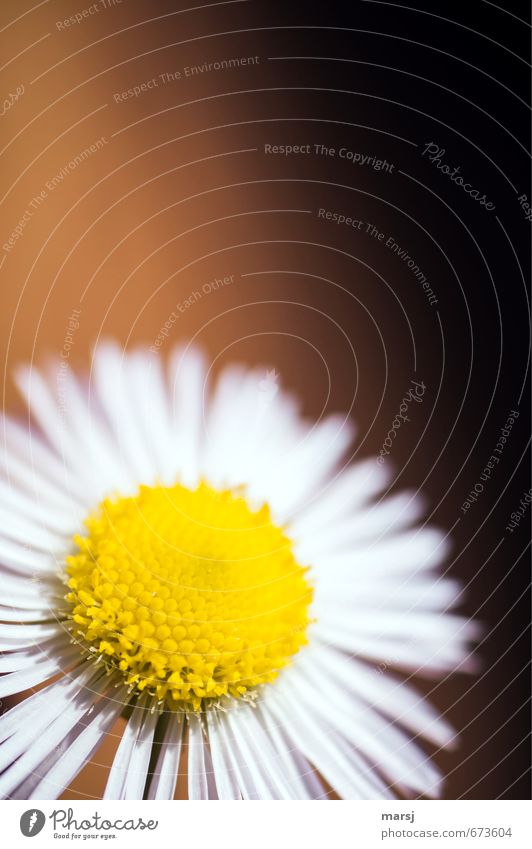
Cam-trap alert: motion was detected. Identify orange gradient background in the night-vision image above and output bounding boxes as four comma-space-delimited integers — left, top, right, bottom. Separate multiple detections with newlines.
1, 0, 530, 800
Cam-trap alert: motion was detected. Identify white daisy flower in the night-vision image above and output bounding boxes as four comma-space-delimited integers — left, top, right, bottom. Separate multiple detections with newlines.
0, 342, 477, 800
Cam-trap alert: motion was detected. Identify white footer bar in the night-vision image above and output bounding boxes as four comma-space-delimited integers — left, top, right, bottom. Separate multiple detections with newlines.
2, 799, 530, 849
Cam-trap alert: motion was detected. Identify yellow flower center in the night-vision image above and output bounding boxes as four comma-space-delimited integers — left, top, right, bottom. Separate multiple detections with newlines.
65, 482, 313, 711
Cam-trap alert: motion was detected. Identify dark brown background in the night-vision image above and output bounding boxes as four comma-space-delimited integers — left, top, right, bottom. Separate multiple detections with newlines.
1, 0, 530, 799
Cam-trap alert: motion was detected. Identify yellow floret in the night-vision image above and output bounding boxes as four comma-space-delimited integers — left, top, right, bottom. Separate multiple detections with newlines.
65, 481, 313, 710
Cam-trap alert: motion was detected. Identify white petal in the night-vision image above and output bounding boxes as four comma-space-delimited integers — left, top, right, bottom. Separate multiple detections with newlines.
0, 606, 58, 623
301, 644, 456, 749
92, 343, 157, 486
320, 726, 397, 798
26, 687, 127, 800
187, 713, 217, 799
266, 687, 380, 799
215, 711, 260, 799
256, 701, 326, 799
103, 699, 156, 800
124, 352, 175, 484
306, 529, 449, 581
0, 535, 56, 575
291, 458, 392, 537
0, 569, 62, 598
296, 492, 425, 556
0, 590, 67, 619
0, 646, 81, 698
315, 608, 475, 642
281, 665, 442, 796
202, 367, 301, 497
203, 366, 265, 489
0, 622, 63, 647
145, 712, 184, 800
203, 367, 354, 520
0, 584, 63, 612
0, 636, 71, 672
0, 665, 97, 754
103, 701, 142, 800
205, 710, 241, 800
168, 345, 206, 487
14, 365, 80, 467
253, 415, 355, 520
0, 447, 84, 518
122, 708, 158, 799
0, 477, 79, 535
286, 746, 329, 799
315, 577, 462, 612
226, 702, 298, 799
0, 506, 66, 552
0, 416, 87, 504
224, 707, 276, 799
0, 666, 108, 798
54, 363, 135, 499
313, 626, 476, 675
13, 365, 100, 513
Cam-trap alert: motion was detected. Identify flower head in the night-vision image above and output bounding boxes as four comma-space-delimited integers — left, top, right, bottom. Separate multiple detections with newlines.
0, 343, 477, 799
65, 481, 312, 710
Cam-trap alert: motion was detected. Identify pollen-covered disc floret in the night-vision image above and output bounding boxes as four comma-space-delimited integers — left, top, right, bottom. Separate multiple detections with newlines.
65, 482, 313, 710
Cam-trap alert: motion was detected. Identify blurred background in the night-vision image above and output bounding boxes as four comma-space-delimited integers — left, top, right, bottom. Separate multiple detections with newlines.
0, 0, 530, 799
